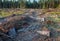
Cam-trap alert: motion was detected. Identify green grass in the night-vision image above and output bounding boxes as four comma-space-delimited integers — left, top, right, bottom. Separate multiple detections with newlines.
57, 4, 60, 8
0, 10, 25, 17
48, 12, 60, 15
47, 17, 60, 22
46, 17, 60, 29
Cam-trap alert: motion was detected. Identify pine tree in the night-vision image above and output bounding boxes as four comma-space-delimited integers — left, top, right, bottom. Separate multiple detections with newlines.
18, 0, 26, 8
0, 0, 2, 8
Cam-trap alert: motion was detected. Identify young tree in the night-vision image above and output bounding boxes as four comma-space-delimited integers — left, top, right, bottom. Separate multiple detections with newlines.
38, 0, 43, 9
26, 0, 33, 8
0, 0, 2, 8
18, 0, 26, 8
33, 0, 36, 8
45, 0, 48, 8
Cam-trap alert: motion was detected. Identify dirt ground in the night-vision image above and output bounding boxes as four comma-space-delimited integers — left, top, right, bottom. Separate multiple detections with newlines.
0, 9, 60, 41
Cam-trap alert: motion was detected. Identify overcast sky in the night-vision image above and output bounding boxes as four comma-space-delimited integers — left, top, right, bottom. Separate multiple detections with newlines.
2, 0, 39, 2
27, 0, 39, 2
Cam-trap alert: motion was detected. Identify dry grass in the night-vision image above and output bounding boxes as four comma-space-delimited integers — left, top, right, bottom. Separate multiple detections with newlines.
0, 9, 25, 17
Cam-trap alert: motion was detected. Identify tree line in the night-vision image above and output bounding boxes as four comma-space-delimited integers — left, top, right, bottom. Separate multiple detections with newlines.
0, 0, 60, 8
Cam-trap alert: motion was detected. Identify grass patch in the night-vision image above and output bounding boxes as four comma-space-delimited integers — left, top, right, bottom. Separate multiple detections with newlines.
0, 10, 25, 17
48, 12, 60, 15
46, 17, 60, 29
47, 17, 60, 22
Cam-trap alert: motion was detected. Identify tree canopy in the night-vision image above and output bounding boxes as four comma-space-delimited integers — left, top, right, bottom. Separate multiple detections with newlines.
0, 0, 60, 8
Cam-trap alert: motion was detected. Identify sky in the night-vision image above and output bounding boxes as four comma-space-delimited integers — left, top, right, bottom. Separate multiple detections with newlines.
2, 0, 39, 2
27, 0, 39, 2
